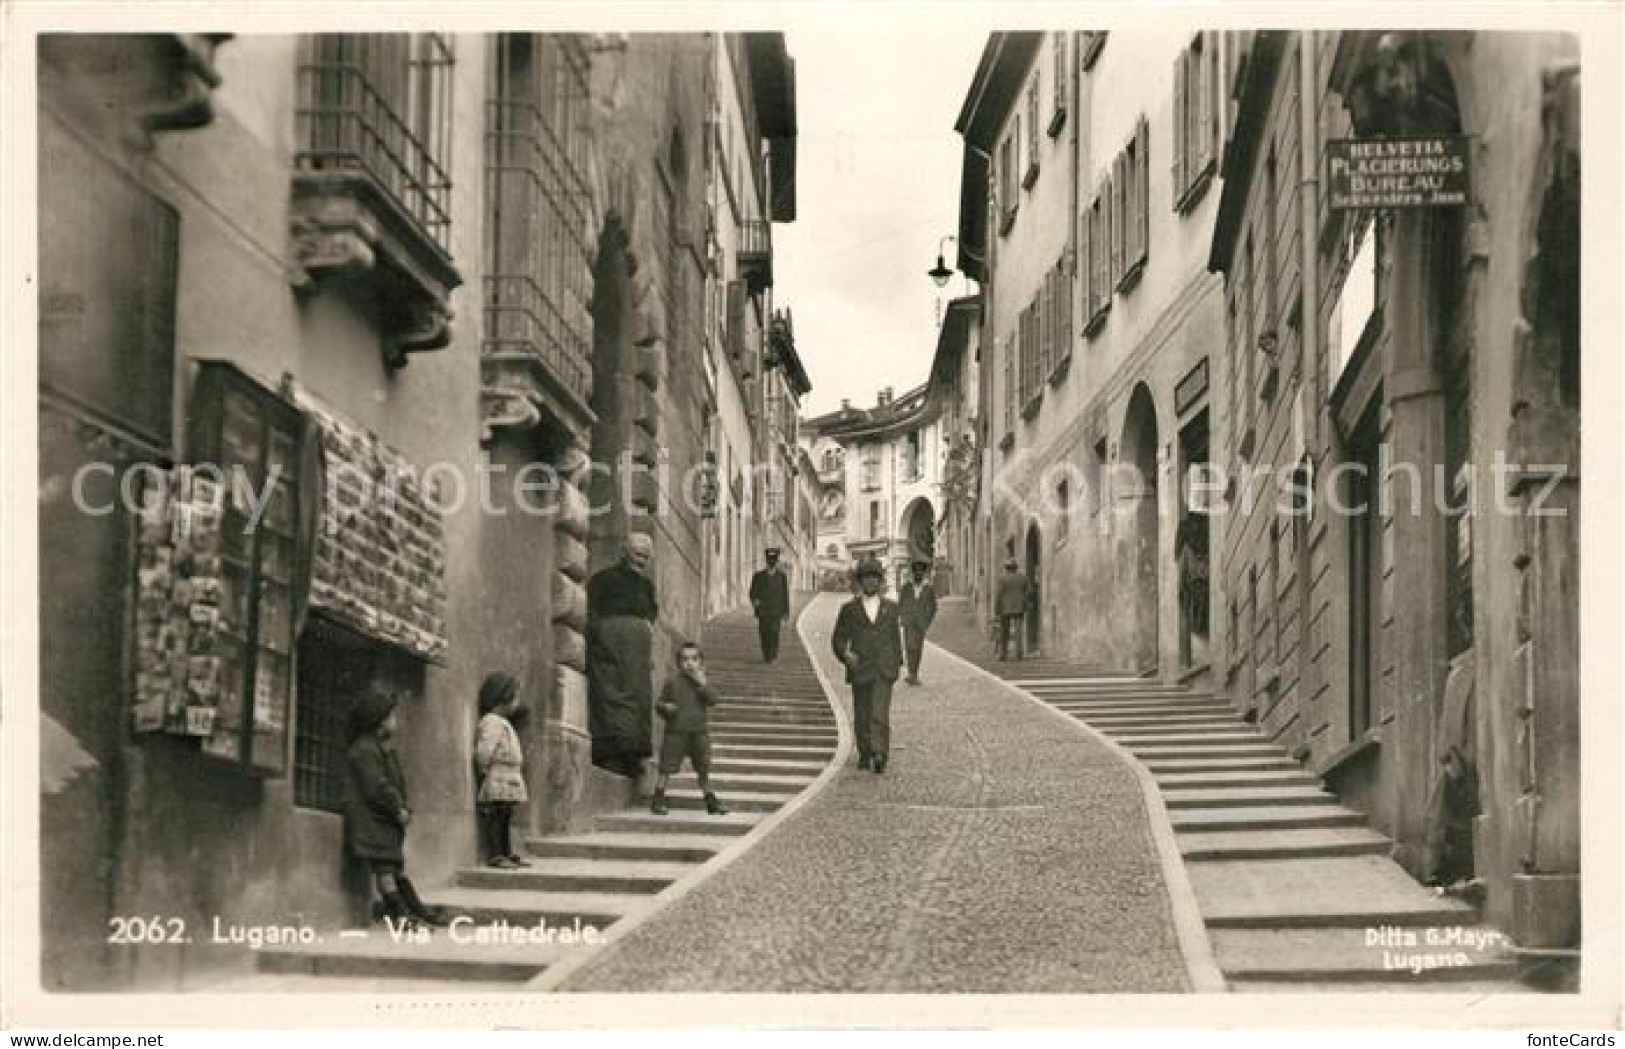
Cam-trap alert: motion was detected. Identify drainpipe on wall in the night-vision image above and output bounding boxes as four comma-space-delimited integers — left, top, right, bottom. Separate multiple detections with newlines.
1297, 32, 1321, 445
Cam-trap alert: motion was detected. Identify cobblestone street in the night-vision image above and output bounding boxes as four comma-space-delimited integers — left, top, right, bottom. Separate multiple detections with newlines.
557, 594, 1193, 993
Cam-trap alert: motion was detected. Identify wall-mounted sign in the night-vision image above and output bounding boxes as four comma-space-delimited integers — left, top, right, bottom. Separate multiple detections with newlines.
1326, 135, 1471, 210
1175, 357, 1210, 417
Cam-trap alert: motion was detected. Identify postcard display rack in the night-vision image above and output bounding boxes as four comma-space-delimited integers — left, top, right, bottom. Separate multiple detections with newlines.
131, 361, 451, 777
133, 363, 303, 775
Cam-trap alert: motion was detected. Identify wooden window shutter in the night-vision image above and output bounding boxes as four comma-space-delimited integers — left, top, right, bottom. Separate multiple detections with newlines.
1134, 116, 1150, 268
1109, 159, 1124, 289
1172, 51, 1188, 203
1079, 198, 1093, 321
1207, 30, 1224, 169
1196, 33, 1215, 172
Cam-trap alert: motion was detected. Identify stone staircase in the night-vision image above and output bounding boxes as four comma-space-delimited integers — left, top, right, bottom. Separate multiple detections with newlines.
1016, 674, 1521, 992
231, 604, 837, 990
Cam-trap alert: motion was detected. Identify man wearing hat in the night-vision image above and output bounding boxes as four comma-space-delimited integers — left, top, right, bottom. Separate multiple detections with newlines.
830, 555, 904, 772
898, 560, 938, 685
749, 547, 791, 663
996, 557, 1031, 661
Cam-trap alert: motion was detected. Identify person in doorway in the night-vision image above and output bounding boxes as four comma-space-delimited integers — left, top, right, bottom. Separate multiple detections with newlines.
749, 547, 791, 662
831, 555, 904, 773
995, 558, 1030, 661
898, 560, 938, 685
586, 533, 660, 779
649, 642, 729, 816
344, 686, 446, 929
473, 672, 531, 870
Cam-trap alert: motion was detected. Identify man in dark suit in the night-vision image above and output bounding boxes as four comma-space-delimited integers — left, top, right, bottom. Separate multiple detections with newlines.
749, 547, 791, 663
897, 560, 938, 685
995, 557, 1030, 661
830, 555, 904, 773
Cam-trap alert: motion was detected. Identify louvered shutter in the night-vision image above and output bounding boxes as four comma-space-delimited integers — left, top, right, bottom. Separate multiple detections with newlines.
1172, 51, 1188, 203
1196, 33, 1215, 173
1109, 159, 1123, 289
1134, 116, 1150, 269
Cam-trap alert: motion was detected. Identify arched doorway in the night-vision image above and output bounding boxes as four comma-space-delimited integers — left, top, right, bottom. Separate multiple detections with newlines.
1023, 521, 1042, 655
1120, 384, 1160, 673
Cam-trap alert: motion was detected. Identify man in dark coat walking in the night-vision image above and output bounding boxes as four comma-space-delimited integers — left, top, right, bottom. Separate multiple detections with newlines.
995, 557, 1030, 661
748, 547, 791, 662
898, 560, 937, 685
831, 555, 904, 773
586, 533, 660, 779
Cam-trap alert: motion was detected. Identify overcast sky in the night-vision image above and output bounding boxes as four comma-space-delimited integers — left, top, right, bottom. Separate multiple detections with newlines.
773, 23, 988, 418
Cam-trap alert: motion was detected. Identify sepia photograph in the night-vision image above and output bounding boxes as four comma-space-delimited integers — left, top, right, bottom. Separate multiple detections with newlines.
3, 0, 1620, 1032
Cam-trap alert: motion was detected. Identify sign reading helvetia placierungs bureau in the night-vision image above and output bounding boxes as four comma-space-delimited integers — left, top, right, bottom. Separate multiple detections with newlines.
1326, 135, 1471, 210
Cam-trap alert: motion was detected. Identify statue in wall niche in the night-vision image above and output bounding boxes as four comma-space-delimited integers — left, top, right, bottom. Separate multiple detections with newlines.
584, 533, 660, 780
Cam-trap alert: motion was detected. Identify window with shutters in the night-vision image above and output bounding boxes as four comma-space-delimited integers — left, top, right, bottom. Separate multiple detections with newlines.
998, 133, 1018, 235
1017, 301, 1038, 416
1115, 117, 1150, 292
1051, 252, 1073, 380
1003, 335, 1017, 438
861, 443, 881, 492
1083, 180, 1112, 334
1038, 274, 1053, 386
1171, 31, 1222, 213
1022, 80, 1040, 188
1048, 33, 1068, 137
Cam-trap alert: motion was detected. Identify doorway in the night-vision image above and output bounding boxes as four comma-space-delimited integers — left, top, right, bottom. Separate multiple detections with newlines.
1121, 384, 1161, 674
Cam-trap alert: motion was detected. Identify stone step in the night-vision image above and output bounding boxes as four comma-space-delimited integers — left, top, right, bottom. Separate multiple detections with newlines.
1051, 702, 1237, 718
1188, 855, 1479, 929
1227, 978, 1527, 993
594, 809, 762, 836
665, 772, 814, 795
1101, 726, 1263, 743
707, 728, 838, 742
1169, 805, 1366, 833
1161, 786, 1336, 810
524, 831, 738, 864
707, 722, 838, 737
1211, 926, 1517, 983
1155, 770, 1322, 790
1112, 732, 1272, 747
455, 858, 696, 895
257, 930, 565, 982
1127, 743, 1287, 761
653, 789, 786, 813
707, 711, 837, 727
1177, 826, 1394, 861
1143, 756, 1303, 774
1081, 714, 1249, 729
710, 699, 831, 713
709, 756, 828, 776
710, 743, 836, 762
428, 886, 639, 928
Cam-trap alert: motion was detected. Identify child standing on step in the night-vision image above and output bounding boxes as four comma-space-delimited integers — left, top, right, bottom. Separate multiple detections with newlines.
474, 672, 532, 869
344, 685, 446, 928
650, 642, 728, 817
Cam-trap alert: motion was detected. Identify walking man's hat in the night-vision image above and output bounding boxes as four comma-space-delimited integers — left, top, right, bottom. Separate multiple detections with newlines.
855, 555, 885, 580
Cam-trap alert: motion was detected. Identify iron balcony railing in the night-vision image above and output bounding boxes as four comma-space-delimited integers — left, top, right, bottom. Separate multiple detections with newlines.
483, 274, 593, 406
482, 86, 595, 409
295, 35, 454, 252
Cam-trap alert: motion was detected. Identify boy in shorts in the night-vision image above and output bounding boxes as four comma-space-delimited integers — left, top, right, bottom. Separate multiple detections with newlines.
650, 642, 729, 816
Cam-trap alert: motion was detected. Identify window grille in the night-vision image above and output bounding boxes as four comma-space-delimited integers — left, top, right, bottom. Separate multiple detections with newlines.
296, 33, 455, 250
483, 34, 595, 406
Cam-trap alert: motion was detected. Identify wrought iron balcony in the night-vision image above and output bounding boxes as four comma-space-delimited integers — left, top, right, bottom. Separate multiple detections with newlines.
483, 273, 594, 411
738, 218, 773, 294
290, 34, 460, 369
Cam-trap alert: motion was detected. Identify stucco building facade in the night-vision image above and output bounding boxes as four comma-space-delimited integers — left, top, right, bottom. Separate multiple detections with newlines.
36, 30, 800, 990
1207, 30, 1581, 967
955, 31, 1226, 673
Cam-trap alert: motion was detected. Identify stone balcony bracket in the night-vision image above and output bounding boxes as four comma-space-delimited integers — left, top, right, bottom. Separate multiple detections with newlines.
290, 172, 462, 371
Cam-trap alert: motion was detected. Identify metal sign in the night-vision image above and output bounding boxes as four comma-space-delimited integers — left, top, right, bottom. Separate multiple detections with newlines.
1326, 135, 1471, 210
